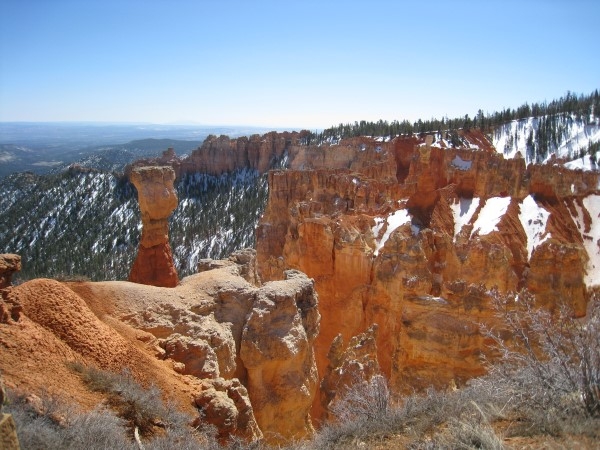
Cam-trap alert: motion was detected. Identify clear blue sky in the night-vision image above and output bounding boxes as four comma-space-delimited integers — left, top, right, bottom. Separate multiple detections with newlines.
1, 0, 598, 129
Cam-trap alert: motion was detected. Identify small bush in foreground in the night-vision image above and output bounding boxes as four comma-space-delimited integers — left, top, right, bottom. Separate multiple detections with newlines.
483, 290, 600, 420
5, 389, 134, 450
69, 363, 182, 436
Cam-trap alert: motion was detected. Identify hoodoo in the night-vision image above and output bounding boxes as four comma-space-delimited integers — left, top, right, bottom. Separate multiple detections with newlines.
129, 166, 179, 287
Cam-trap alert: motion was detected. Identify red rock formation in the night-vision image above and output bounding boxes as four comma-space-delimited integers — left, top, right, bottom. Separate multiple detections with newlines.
127, 131, 312, 178
129, 166, 179, 287
71, 255, 321, 443
240, 270, 320, 444
319, 325, 381, 420
256, 134, 600, 411
0, 254, 21, 289
194, 378, 262, 442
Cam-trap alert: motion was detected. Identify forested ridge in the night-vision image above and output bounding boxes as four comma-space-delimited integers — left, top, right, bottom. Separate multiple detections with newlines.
310, 90, 599, 142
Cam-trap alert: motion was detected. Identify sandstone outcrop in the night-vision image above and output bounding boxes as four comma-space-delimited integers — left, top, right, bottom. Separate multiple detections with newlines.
0, 277, 204, 426
256, 134, 600, 406
0, 254, 21, 289
320, 324, 381, 420
127, 130, 313, 178
68, 254, 321, 443
194, 378, 262, 442
240, 270, 320, 443
129, 166, 179, 287
8, 278, 146, 372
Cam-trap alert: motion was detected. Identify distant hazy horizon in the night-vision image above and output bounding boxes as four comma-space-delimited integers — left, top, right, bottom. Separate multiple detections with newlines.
1, 0, 599, 129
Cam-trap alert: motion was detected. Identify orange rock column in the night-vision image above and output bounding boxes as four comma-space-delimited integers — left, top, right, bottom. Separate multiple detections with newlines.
129, 166, 179, 287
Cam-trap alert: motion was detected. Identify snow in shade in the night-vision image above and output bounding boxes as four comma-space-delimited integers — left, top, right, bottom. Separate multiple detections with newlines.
471, 197, 511, 237
450, 197, 480, 240
372, 208, 412, 256
518, 195, 551, 260
451, 155, 472, 170
569, 195, 600, 286
564, 152, 600, 171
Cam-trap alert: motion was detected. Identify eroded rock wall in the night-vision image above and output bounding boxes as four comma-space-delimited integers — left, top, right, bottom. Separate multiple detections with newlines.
256, 135, 600, 407
240, 270, 320, 443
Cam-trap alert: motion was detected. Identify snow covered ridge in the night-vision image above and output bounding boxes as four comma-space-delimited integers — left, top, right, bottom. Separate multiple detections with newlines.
491, 114, 600, 167
470, 197, 511, 238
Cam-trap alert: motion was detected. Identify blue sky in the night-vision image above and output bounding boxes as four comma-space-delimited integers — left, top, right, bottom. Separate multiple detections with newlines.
1, 0, 598, 129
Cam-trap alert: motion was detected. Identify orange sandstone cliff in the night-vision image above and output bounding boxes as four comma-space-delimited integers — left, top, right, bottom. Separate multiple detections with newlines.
127, 130, 313, 178
255, 133, 600, 417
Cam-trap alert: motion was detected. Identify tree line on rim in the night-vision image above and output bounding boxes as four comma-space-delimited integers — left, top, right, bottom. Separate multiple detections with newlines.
309, 89, 600, 143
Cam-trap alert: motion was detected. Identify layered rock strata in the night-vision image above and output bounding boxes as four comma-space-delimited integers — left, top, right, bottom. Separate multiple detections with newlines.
256, 135, 600, 406
240, 270, 320, 443
129, 166, 179, 287
127, 130, 313, 178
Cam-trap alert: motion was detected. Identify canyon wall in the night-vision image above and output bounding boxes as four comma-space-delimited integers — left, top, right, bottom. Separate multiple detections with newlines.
256, 134, 600, 415
127, 130, 312, 178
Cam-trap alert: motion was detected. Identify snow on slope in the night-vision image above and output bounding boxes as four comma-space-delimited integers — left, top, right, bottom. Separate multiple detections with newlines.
492, 115, 600, 165
570, 195, 600, 286
564, 153, 600, 171
518, 195, 551, 260
471, 197, 511, 237
372, 208, 412, 256
450, 197, 480, 240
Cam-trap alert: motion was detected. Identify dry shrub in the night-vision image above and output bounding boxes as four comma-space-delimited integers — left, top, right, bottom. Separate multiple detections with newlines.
479, 289, 600, 436
4, 389, 134, 450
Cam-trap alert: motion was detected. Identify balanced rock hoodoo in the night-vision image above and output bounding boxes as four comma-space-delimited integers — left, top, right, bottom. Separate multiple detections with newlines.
129, 166, 179, 287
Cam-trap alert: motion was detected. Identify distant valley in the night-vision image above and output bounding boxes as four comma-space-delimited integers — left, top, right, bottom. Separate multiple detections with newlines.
0, 122, 277, 177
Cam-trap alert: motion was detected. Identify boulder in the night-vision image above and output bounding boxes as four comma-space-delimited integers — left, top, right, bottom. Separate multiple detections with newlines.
0, 254, 21, 289
194, 378, 262, 442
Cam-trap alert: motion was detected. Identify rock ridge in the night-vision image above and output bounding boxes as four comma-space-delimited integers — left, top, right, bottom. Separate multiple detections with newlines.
255, 134, 600, 408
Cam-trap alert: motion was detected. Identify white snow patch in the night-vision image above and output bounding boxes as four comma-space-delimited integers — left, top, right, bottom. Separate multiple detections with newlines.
564, 151, 600, 171
450, 197, 480, 240
372, 208, 412, 256
571, 195, 600, 286
518, 195, 551, 260
451, 155, 472, 170
471, 197, 511, 237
